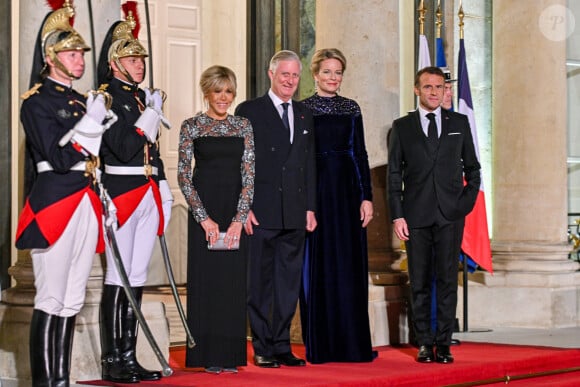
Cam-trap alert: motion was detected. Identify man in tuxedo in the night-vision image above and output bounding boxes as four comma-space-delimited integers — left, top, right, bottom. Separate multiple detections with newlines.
235, 50, 317, 368
388, 66, 481, 364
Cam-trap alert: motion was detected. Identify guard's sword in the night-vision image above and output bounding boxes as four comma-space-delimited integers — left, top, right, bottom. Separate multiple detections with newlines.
86, 0, 97, 88
141, 0, 190, 344
100, 184, 173, 377
159, 234, 196, 348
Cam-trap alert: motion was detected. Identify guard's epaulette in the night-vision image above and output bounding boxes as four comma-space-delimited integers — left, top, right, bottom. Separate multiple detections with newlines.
21, 83, 42, 100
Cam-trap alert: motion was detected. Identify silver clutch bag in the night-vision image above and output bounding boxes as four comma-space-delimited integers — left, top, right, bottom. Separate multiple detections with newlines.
207, 232, 239, 251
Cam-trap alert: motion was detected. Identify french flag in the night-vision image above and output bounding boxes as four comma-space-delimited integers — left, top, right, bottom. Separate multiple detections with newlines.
457, 38, 493, 274
418, 34, 431, 70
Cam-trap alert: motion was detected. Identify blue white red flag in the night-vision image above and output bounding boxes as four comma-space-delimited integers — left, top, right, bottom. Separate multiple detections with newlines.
457, 38, 493, 274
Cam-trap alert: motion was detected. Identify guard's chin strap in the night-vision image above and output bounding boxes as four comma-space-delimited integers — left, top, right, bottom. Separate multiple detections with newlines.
52, 56, 81, 81
114, 58, 136, 84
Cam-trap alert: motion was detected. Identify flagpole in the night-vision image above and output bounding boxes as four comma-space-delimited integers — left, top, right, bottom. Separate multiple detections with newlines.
435, 0, 442, 39
456, 1, 470, 334
418, 0, 426, 36
417, 0, 431, 71
459, 2, 464, 40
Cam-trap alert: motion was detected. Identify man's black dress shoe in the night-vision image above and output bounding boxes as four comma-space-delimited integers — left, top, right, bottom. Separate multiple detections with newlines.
253, 355, 280, 368
416, 345, 435, 363
274, 352, 306, 366
436, 345, 454, 364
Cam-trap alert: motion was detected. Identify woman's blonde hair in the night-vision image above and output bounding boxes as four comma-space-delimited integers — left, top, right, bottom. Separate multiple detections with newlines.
310, 48, 346, 76
199, 65, 237, 98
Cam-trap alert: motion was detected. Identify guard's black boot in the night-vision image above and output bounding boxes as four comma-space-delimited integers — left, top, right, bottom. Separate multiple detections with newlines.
100, 285, 139, 383
30, 309, 56, 387
54, 315, 75, 387
120, 287, 162, 381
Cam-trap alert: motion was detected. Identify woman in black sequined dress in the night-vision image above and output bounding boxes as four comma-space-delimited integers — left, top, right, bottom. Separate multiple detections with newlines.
178, 66, 254, 373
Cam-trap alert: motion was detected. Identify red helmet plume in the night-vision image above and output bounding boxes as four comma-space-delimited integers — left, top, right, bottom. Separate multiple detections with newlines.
122, 1, 140, 38
46, 0, 75, 25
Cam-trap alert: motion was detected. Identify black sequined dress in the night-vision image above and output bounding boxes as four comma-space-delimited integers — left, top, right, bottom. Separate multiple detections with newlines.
178, 113, 254, 368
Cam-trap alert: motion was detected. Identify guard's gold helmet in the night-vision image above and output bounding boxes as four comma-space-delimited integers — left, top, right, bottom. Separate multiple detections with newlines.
41, 1, 90, 79
108, 12, 148, 62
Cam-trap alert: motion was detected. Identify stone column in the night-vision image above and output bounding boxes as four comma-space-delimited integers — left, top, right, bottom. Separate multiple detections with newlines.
246, 0, 275, 99
459, 0, 580, 329
314, 0, 409, 345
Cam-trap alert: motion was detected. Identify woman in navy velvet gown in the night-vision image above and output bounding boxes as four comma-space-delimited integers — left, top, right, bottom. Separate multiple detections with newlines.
300, 48, 375, 363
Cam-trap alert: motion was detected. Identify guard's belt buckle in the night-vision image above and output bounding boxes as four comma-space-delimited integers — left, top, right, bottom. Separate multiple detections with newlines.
85, 157, 99, 178
144, 164, 153, 178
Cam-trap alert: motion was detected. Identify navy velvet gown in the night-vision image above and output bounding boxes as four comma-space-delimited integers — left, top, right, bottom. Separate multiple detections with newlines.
300, 94, 374, 363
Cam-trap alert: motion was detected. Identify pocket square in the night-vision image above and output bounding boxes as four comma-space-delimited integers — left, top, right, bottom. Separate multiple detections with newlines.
448, 132, 461, 135
303, 130, 309, 134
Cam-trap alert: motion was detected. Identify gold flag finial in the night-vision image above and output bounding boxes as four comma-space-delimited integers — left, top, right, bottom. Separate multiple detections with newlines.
436, 0, 442, 39
418, 0, 427, 36
458, 1, 465, 40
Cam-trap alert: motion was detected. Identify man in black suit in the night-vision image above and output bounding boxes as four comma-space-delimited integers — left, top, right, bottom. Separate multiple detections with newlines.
388, 66, 481, 364
235, 50, 317, 368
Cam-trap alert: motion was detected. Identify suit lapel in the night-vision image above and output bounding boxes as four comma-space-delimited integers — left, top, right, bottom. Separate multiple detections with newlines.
441, 109, 451, 138
438, 109, 453, 154
410, 110, 434, 157
291, 102, 306, 144
262, 94, 284, 129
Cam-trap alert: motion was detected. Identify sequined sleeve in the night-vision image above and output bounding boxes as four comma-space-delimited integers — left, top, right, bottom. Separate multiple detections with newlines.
233, 117, 255, 223
177, 116, 208, 222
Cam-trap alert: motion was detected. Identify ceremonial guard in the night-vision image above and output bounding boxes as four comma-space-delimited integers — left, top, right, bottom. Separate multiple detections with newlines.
96, 2, 172, 383
15, 1, 114, 386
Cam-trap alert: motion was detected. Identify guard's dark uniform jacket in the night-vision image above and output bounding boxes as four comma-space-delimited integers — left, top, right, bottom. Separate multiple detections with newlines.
15, 79, 104, 251
100, 78, 166, 233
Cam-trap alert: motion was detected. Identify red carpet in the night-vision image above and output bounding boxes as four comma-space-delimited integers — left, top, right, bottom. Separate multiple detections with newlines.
79, 342, 580, 386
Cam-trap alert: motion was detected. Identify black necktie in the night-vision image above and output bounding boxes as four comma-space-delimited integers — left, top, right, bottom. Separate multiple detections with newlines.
281, 102, 290, 130
426, 113, 438, 146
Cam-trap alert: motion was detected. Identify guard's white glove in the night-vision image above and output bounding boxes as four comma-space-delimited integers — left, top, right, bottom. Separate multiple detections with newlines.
134, 107, 160, 143
61, 93, 117, 155
86, 92, 108, 122
70, 94, 108, 155
145, 88, 172, 129
159, 180, 173, 233
145, 87, 163, 112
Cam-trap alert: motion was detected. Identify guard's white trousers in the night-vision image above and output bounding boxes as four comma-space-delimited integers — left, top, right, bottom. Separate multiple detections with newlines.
31, 194, 99, 317
104, 187, 159, 287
